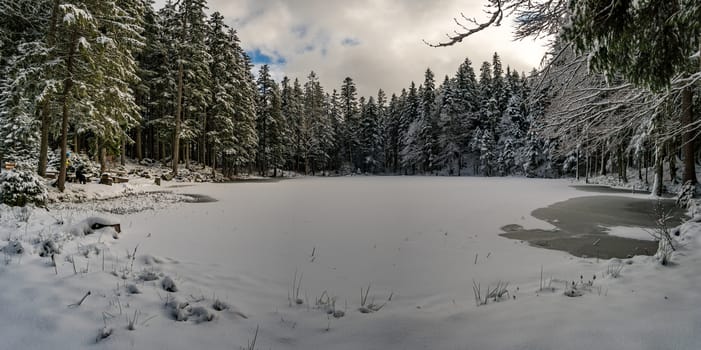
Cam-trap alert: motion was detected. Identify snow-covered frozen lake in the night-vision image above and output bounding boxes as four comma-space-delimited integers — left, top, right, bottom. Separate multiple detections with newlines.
5, 177, 701, 350
123, 177, 588, 300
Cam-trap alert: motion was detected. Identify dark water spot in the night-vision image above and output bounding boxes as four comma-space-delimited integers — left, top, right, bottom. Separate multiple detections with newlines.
570, 185, 651, 195
180, 193, 218, 203
501, 196, 687, 259
223, 177, 284, 184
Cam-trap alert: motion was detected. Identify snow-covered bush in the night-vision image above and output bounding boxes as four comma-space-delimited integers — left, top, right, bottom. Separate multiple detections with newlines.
676, 181, 696, 208
0, 168, 47, 207
67, 216, 120, 238
1, 240, 24, 255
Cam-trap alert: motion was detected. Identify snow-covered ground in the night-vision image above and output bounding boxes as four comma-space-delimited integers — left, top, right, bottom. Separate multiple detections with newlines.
1, 177, 700, 350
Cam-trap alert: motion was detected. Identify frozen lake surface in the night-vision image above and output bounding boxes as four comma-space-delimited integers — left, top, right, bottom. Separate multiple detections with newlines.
126, 177, 592, 299
4, 177, 701, 350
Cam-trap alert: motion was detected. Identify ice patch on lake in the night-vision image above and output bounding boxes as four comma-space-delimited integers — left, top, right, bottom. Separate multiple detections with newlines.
603, 225, 656, 241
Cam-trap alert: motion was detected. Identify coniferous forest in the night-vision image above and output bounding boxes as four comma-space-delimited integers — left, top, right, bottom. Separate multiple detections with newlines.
1, 0, 699, 197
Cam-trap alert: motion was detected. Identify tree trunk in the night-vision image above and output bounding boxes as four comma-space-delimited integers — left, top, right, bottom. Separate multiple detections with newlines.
185, 142, 190, 170
172, 61, 183, 175
100, 142, 106, 174
200, 114, 207, 167
585, 150, 590, 184
38, 0, 61, 177
120, 137, 126, 166
669, 146, 677, 184
653, 144, 664, 197
57, 30, 78, 192
645, 151, 649, 186
575, 147, 580, 181
38, 103, 50, 177
681, 86, 697, 184
136, 126, 142, 161
73, 131, 78, 154
638, 156, 643, 182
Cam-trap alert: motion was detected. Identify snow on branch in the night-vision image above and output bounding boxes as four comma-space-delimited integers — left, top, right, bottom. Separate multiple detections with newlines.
59, 4, 94, 24
425, 0, 567, 47
425, 1, 505, 47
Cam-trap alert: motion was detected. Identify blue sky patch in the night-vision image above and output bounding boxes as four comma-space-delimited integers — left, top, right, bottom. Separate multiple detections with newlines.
247, 48, 287, 65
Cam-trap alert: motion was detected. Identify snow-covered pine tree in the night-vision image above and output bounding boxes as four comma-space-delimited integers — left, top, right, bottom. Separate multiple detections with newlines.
469, 126, 483, 174
178, 0, 211, 170
132, 0, 161, 161
399, 82, 420, 174
359, 96, 382, 173
303, 71, 330, 175
145, 1, 178, 162
384, 93, 402, 173
256, 65, 283, 176
417, 68, 438, 173
326, 89, 343, 171
280, 77, 296, 170
566, 0, 701, 185
496, 94, 525, 176
436, 76, 466, 175
204, 12, 237, 171
44, 1, 143, 191
340, 77, 360, 171
479, 129, 496, 176
375, 89, 388, 173
491, 53, 508, 117
0, 0, 52, 167
227, 31, 258, 174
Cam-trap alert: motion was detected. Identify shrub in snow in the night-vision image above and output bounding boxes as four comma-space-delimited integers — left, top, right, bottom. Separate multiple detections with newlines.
165, 297, 190, 321
38, 240, 60, 257
212, 299, 229, 311
95, 327, 113, 343
1, 241, 24, 255
126, 284, 141, 294
162, 276, 178, 292
676, 181, 696, 208
68, 217, 120, 238
138, 270, 160, 281
189, 306, 214, 323
0, 168, 47, 207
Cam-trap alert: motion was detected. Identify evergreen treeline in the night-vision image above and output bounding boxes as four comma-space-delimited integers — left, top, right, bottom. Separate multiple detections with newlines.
0, 0, 561, 193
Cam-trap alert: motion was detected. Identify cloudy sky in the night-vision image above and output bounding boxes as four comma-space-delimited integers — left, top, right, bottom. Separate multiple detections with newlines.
153, 0, 547, 97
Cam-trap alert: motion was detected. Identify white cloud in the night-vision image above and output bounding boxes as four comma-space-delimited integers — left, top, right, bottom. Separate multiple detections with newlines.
153, 0, 548, 97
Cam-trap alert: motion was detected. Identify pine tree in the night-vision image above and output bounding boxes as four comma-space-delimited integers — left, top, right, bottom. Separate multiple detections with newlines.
204, 12, 237, 171
359, 96, 382, 173
417, 68, 438, 172
566, 0, 701, 185
227, 31, 258, 173
479, 129, 495, 176
340, 77, 360, 170
326, 89, 343, 171
303, 71, 330, 174
0, 0, 53, 167
491, 52, 507, 115
256, 64, 283, 176
399, 83, 420, 174
45, 1, 143, 191
384, 93, 402, 172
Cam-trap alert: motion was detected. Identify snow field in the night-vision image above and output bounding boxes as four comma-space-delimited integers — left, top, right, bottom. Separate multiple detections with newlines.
1, 177, 700, 349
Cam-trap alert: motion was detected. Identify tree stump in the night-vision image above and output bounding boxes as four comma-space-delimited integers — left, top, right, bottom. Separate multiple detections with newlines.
99, 174, 113, 186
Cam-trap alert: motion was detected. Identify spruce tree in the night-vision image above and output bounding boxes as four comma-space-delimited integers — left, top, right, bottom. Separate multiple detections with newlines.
340, 77, 360, 170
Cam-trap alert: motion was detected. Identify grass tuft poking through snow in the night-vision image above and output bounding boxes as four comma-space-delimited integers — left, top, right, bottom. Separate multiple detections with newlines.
162, 276, 178, 292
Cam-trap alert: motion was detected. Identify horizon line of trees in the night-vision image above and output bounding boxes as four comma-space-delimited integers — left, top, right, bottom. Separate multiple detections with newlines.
11, 0, 698, 195
1, 0, 568, 194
